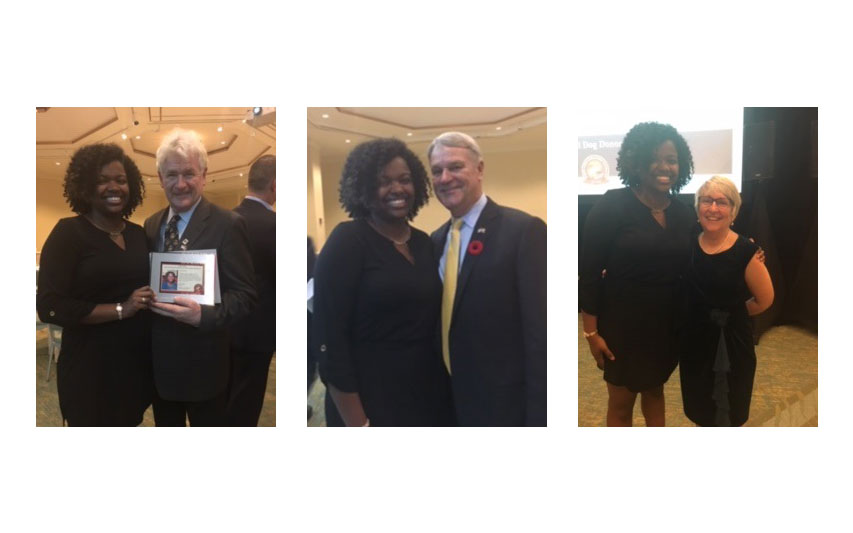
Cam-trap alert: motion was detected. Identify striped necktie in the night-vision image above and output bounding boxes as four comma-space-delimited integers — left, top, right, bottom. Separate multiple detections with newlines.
441, 218, 463, 374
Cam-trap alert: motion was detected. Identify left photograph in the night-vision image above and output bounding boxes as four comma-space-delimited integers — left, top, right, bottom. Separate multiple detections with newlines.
35, 107, 276, 427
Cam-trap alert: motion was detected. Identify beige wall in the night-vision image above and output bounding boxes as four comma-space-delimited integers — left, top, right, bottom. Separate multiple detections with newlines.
317, 151, 349, 246
36, 180, 73, 257
307, 144, 324, 248
206, 189, 245, 210
307, 143, 546, 250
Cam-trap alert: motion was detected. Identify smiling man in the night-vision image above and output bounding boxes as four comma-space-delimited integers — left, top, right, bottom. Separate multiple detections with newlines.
144, 128, 256, 426
429, 131, 547, 426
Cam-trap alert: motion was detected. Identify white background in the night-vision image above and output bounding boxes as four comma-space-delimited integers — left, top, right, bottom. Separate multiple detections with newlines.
4, 1, 849, 532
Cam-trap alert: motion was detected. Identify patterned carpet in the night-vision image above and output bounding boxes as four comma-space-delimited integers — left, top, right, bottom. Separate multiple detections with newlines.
577, 314, 818, 427
35, 329, 276, 427
307, 373, 326, 427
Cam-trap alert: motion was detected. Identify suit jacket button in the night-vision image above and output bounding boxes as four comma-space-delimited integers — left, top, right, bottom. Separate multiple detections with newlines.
49, 311, 55, 317
320, 344, 327, 352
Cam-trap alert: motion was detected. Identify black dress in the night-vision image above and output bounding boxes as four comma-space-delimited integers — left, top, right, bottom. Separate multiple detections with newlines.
312, 220, 454, 427
679, 234, 758, 427
579, 188, 695, 392
37, 217, 153, 426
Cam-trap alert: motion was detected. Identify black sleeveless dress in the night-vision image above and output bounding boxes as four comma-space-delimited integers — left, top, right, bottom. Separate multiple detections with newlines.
679, 234, 758, 427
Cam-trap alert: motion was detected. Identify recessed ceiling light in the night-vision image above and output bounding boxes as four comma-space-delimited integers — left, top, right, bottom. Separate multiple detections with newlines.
495, 126, 502, 131
239, 173, 243, 177
217, 126, 223, 132
55, 162, 60, 166
221, 141, 226, 145
135, 135, 141, 139
121, 133, 127, 140
321, 114, 329, 119
345, 139, 351, 143
407, 132, 412, 136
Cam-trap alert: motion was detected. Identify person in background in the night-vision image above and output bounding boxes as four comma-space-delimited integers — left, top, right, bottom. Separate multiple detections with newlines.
227, 154, 276, 426
307, 236, 317, 420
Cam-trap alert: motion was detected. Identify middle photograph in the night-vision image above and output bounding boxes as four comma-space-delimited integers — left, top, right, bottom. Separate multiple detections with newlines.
307, 107, 547, 427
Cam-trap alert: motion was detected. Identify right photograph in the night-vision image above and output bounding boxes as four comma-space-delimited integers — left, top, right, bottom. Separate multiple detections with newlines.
578, 107, 818, 427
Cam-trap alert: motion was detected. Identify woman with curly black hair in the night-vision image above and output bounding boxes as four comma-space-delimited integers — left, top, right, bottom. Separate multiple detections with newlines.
579, 122, 696, 426
37, 143, 154, 426
312, 138, 454, 426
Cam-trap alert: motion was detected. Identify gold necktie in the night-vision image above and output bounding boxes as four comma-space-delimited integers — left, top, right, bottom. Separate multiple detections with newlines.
442, 218, 463, 374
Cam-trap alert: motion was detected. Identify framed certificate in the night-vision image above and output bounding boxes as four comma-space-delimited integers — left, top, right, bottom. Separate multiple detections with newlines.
150, 250, 220, 305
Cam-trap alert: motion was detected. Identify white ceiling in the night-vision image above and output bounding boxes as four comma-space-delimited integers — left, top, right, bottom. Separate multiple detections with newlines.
36, 107, 276, 193
307, 107, 547, 156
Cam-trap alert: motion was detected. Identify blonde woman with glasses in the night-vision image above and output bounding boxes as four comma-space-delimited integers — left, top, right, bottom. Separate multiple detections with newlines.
679, 176, 773, 426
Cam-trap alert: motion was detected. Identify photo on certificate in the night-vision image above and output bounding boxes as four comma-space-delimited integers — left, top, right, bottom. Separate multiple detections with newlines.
150, 250, 219, 305
159, 262, 205, 294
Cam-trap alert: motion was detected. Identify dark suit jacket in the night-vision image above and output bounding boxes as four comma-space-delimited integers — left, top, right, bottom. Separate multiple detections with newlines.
431, 197, 547, 426
230, 198, 275, 354
144, 197, 257, 401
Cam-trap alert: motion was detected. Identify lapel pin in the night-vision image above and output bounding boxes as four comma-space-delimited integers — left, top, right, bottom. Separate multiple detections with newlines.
476, 227, 486, 234
467, 240, 484, 255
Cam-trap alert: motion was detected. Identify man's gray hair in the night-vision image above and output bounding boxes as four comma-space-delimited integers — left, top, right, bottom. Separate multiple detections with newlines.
156, 128, 209, 174
427, 131, 482, 162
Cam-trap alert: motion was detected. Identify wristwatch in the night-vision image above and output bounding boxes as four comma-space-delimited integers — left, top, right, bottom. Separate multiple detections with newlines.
116, 302, 123, 320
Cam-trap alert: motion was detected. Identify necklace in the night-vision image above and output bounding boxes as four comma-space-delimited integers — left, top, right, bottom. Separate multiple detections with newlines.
86, 216, 125, 239
368, 220, 410, 246
632, 187, 670, 213
701, 230, 731, 254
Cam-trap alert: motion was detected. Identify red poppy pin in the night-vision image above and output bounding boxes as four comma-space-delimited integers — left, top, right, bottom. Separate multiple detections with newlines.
467, 240, 484, 255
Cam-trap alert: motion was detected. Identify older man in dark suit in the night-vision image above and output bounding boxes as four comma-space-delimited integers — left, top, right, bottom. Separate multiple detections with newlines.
145, 129, 256, 426
429, 132, 547, 426
226, 154, 276, 426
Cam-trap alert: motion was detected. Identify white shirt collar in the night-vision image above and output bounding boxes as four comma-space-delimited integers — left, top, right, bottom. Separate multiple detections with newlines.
457, 193, 487, 229
245, 195, 275, 211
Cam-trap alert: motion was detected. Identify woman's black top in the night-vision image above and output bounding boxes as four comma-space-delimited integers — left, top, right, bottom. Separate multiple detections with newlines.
579, 187, 695, 392
37, 216, 153, 426
312, 219, 453, 426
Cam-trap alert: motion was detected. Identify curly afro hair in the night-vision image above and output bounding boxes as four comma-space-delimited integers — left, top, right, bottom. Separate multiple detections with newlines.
616, 122, 694, 194
339, 138, 430, 220
63, 143, 145, 217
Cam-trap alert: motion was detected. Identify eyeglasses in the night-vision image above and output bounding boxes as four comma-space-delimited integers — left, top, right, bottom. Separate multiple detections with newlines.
698, 196, 732, 209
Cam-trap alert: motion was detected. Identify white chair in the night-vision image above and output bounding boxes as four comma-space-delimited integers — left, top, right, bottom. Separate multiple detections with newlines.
46, 324, 62, 382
